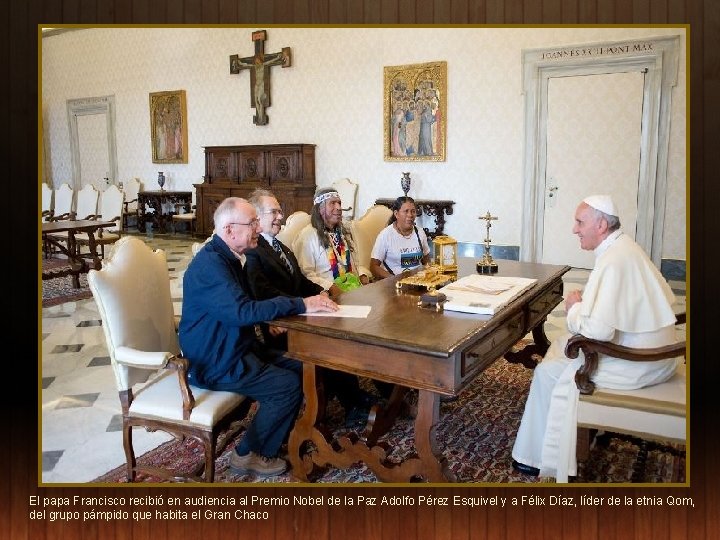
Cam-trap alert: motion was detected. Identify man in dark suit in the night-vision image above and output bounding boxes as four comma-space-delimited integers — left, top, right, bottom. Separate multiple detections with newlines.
244, 189, 375, 427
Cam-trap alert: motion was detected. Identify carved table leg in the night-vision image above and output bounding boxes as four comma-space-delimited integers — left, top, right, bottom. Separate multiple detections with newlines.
67, 232, 81, 289
86, 232, 103, 270
414, 389, 453, 482
288, 364, 320, 481
531, 322, 551, 354
504, 318, 551, 369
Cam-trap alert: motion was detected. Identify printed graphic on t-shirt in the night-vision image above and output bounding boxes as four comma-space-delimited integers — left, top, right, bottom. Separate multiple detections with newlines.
400, 248, 422, 269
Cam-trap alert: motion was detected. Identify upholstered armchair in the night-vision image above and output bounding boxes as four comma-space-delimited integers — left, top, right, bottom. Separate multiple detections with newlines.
348, 204, 392, 277
565, 313, 686, 481
88, 236, 249, 482
276, 210, 311, 247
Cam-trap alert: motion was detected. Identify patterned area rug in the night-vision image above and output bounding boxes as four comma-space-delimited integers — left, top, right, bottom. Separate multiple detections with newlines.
41, 258, 92, 307
93, 356, 684, 484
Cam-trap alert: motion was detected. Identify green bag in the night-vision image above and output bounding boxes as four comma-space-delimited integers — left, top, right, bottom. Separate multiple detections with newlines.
334, 272, 362, 292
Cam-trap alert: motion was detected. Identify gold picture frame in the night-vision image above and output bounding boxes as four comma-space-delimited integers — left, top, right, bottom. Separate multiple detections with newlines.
150, 89, 188, 164
384, 61, 447, 162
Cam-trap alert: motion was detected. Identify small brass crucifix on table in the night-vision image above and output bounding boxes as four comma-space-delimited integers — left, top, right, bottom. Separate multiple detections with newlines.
477, 211, 499, 274
230, 30, 292, 126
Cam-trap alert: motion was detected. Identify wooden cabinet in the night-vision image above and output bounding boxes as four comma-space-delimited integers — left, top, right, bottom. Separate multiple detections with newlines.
195, 144, 316, 236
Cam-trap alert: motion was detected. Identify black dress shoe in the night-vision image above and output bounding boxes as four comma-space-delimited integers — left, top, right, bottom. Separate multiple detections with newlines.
512, 460, 540, 477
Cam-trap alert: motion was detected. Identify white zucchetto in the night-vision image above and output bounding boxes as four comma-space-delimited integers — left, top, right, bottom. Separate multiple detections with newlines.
582, 194, 618, 217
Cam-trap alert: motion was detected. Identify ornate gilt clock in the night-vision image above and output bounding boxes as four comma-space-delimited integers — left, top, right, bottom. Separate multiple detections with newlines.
433, 235, 458, 273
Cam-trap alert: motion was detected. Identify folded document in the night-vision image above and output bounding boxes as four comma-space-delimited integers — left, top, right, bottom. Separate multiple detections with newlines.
438, 275, 538, 315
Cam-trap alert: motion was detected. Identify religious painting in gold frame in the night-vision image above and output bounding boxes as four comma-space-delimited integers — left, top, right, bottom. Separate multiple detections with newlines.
150, 89, 188, 164
384, 61, 447, 162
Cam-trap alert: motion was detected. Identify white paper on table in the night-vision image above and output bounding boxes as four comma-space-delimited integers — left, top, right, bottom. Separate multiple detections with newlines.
438, 275, 538, 315
302, 305, 372, 318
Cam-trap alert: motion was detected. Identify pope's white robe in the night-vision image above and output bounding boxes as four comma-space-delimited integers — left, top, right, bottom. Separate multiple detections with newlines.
511, 231, 680, 482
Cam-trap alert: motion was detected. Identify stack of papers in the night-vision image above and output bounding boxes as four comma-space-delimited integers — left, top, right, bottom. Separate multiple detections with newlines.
438, 274, 538, 315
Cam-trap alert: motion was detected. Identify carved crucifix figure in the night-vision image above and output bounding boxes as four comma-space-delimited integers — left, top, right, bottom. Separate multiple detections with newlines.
230, 30, 292, 126
477, 210, 499, 273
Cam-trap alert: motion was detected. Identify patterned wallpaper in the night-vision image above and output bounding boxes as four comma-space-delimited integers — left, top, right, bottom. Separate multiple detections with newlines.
41, 27, 686, 259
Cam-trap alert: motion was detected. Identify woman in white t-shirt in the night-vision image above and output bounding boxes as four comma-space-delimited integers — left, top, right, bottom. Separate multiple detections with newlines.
370, 196, 431, 280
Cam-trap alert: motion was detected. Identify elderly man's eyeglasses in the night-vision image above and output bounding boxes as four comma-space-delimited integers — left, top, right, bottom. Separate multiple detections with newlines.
260, 208, 284, 216
227, 219, 260, 229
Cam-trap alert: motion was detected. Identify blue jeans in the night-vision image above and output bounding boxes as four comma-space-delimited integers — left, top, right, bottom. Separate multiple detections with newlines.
211, 351, 302, 458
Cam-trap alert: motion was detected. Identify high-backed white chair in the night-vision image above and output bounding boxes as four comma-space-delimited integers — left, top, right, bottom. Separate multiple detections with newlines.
46, 184, 100, 254
88, 236, 248, 482
122, 177, 142, 230
191, 235, 213, 257
75, 184, 124, 258
331, 178, 358, 221
48, 183, 74, 221
567, 314, 687, 482
276, 210, 311, 247
348, 204, 392, 273
41, 183, 54, 221
74, 184, 100, 220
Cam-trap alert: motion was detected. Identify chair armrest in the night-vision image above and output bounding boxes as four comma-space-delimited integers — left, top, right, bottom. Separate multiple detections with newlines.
166, 356, 196, 420
116, 349, 196, 420
565, 335, 686, 396
115, 346, 173, 368
48, 212, 74, 222
97, 217, 121, 237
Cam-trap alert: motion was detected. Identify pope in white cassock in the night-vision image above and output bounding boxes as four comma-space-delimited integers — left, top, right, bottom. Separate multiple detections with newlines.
511, 194, 681, 482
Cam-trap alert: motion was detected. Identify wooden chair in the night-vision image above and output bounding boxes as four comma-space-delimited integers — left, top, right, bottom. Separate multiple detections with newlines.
41, 183, 55, 257
121, 177, 142, 230
76, 184, 100, 220
41, 183, 54, 222
566, 313, 687, 481
87, 236, 249, 482
331, 178, 358, 221
46, 184, 99, 257
171, 188, 196, 236
47, 183, 74, 222
75, 184, 124, 259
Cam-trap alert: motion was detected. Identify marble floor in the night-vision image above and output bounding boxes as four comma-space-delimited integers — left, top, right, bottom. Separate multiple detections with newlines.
40, 235, 686, 483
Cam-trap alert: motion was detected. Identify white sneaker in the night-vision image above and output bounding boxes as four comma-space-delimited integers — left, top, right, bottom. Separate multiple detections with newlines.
229, 451, 288, 478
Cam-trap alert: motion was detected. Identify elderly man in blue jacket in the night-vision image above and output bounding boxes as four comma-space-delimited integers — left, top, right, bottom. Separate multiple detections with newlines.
179, 197, 337, 478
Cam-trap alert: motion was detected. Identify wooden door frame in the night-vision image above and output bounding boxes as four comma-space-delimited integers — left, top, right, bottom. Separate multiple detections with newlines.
520, 35, 680, 267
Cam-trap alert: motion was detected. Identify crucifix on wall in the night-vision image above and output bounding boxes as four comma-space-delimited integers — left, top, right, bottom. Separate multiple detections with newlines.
230, 30, 292, 126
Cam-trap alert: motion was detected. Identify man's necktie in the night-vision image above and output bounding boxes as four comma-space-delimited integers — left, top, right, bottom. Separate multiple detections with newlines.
272, 237, 294, 274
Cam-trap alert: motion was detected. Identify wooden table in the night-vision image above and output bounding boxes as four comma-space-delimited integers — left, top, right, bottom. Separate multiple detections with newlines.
375, 198, 454, 239
41, 220, 116, 288
273, 258, 570, 482
138, 190, 192, 233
